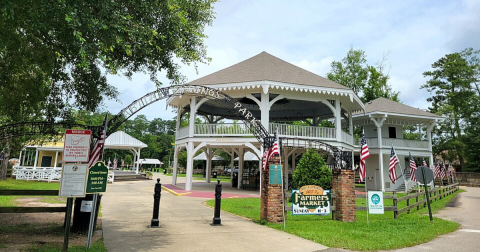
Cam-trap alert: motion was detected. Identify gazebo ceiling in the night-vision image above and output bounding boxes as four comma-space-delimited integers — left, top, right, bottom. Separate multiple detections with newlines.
192, 93, 334, 121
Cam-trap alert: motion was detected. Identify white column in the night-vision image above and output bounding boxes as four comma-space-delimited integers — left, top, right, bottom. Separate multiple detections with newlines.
335, 98, 342, 141
136, 149, 141, 174
185, 142, 194, 191
260, 93, 270, 130
189, 98, 197, 137
54, 151, 58, 168
172, 147, 179, 185
33, 149, 39, 168
348, 111, 353, 135
238, 148, 244, 189
230, 150, 235, 187
377, 125, 384, 192
18, 149, 23, 167
206, 148, 211, 183
427, 121, 436, 167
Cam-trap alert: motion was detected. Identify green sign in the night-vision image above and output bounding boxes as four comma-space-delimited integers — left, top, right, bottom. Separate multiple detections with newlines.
86, 161, 109, 193
291, 185, 331, 215
269, 165, 282, 185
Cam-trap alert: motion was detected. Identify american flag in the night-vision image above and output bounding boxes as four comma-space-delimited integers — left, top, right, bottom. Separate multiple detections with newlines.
262, 147, 271, 170
389, 145, 399, 184
434, 161, 441, 179
107, 158, 112, 167
88, 122, 107, 168
113, 156, 117, 169
262, 135, 280, 170
359, 134, 370, 182
440, 162, 446, 179
409, 152, 418, 182
121, 159, 125, 167
422, 158, 428, 167
448, 164, 455, 179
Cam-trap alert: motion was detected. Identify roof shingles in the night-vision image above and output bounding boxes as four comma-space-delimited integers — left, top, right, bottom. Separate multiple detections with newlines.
361, 97, 441, 118
188, 51, 349, 90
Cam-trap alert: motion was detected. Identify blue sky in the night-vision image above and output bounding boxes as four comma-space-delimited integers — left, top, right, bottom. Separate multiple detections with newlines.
104, 0, 480, 120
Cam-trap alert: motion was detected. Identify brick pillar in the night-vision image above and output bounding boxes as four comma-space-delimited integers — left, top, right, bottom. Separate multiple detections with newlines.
332, 169, 356, 222
260, 160, 284, 223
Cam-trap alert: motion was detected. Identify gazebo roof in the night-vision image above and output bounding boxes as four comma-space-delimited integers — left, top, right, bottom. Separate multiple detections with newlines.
135, 158, 163, 165
105, 131, 147, 149
188, 51, 349, 90
353, 97, 442, 119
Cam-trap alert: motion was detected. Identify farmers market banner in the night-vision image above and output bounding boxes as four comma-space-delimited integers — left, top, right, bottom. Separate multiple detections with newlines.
291, 185, 331, 215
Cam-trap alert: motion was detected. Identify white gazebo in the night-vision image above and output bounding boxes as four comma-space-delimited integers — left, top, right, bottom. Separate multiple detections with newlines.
168, 52, 364, 191
104, 131, 148, 174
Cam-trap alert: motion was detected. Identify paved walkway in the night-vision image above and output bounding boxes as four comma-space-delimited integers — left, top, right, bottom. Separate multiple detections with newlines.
102, 174, 479, 252
102, 174, 331, 252
387, 186, 480, 252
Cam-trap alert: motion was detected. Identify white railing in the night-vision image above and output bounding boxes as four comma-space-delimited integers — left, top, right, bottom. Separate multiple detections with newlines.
194, 123, 252, 136
174, 123, 361, 144
13, 166, 62, 182
382, 137, 428, 149
341, 131, 354, 145
354, 137, 428, 149
270, 123, 336, 139
13, 166, 116, 183
176, 126, 189, 139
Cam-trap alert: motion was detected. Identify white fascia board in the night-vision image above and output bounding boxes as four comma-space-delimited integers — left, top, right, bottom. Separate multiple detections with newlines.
353, 111, 443, 121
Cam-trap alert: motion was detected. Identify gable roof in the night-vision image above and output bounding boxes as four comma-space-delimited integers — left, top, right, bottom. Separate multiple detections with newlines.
360, 97, 442, 118
105, 131, 147, 149
188, 51, 349, 90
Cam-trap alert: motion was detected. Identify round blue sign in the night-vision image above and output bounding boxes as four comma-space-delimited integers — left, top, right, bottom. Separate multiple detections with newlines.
371, 194, 380, 205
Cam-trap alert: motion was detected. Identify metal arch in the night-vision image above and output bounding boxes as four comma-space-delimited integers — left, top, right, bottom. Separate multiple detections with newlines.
279, 137, 352, 170
0, 121, 92, 140
105, 85, 270, 144
0, 85, 353, 169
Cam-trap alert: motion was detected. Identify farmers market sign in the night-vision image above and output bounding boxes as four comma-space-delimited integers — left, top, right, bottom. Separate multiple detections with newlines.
291, 185, 331, 215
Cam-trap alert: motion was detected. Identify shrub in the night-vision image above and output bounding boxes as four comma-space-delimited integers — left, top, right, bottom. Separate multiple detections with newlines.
291, 149, 332, 190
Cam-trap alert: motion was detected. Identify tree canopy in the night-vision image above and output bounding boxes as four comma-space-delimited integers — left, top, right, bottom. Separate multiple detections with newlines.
422, 48, 480, 171
327, 47, 399, 103
0, 0, 216, 122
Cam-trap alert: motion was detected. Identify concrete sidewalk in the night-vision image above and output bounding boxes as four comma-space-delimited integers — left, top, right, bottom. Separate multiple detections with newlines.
387, 186, 480, 252
102, 173, 331, 252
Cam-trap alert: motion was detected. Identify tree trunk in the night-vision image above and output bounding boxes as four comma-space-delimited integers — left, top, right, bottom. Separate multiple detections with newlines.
0, 139, 10, 180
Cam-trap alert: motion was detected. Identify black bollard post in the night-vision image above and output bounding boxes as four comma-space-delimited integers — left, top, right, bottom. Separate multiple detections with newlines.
212, 179, 222, 226
149, 178, 162, 228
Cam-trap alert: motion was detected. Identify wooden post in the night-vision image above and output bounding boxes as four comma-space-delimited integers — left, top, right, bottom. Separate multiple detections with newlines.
416, 195, 419, 210
393, 191, 398, 219
406, 193, 410, 214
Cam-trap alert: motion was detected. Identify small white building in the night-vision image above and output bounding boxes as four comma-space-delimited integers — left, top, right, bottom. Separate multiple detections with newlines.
352, 97, 442, 191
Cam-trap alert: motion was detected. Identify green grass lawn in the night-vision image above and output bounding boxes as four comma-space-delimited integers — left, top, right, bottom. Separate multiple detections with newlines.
0, 178, 61, 206
0, 178, 107, 251
206, 189, 461, 251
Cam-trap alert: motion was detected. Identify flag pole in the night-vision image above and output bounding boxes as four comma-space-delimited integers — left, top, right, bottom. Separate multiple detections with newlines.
362, 131, 369, 225
365, 165, 369, 225
392, 144, 407, 194
278, 134, 285, 229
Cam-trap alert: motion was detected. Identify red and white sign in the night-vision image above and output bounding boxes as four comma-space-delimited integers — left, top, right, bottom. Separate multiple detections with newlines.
63, 129, 92, 163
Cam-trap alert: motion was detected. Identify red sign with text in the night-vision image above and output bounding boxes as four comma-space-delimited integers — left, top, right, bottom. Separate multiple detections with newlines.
63, 129, 92, 163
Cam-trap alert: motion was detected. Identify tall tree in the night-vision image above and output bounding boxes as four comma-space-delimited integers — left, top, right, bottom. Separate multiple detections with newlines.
422, 48, 479, 170
327, 47, 399, 103
0, 0, 216, 122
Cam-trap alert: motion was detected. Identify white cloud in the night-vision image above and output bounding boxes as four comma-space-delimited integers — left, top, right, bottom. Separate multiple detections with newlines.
103, 0, 479, 120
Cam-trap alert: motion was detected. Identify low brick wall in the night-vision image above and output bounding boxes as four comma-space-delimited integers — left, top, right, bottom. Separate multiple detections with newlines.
456, 172, 480, 187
